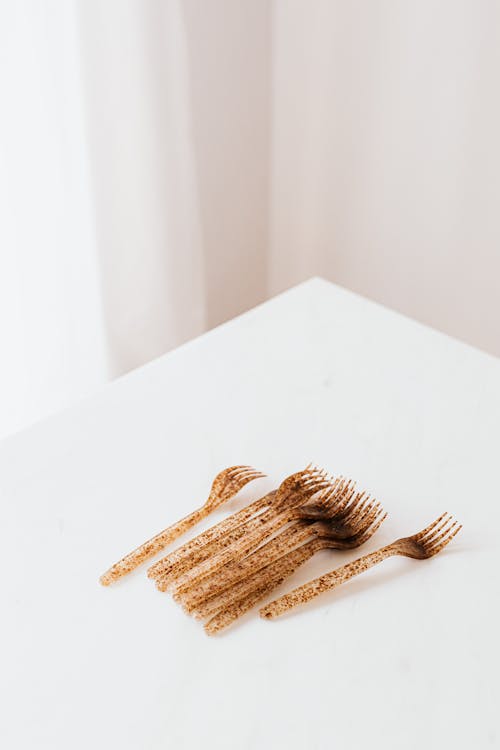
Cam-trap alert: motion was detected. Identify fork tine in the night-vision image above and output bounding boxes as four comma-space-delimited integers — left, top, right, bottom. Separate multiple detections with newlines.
351, 500, 377, 526
350, 511, 388, 545
357, 502, 383, 530
421, 515, 454, 545
302, 477, 333, 494
303, 478, 339, 501
329, 481, 357, 514
218, 469, 265, 495
339, 487, 366, 516
353, 492, 371, 513
322, 476, 345, 498
240, 469, 267, 481
225, 465, 254, 477
316, 478, 344, 506
427, 522, 462, 555
349, 495, 376, 522
321, 485, 351, 515
211, 466, 256, 491
212, 466, 266, 505
308, 465, 328, 479
414, 512, 449, 541
428, 524, 462, 556
368, 505, 385, 526
300, 469, 328, 485
335, 494, 369, 526
305, 469, 333, 485
228, 466, 264, 480
318, 466, 337, 482
335, 489, 367, 521
351, 499, 380, 530
277, 468, 322, 492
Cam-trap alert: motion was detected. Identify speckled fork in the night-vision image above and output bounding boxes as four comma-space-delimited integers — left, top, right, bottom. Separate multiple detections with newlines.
149, 466, 332, 590
169, 469, 337, 596
260, 513, 462, 620
99, 465, 265, 585
202, 505, 387, 634
179, 482, 380, 611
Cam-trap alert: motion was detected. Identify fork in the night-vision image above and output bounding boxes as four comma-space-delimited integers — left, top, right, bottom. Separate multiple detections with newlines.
99, 465, 265, 585
170, 471, 340, 596
201, 504, 387, 633
260, 513, 462, 620
163, 477, 350, 596
179, 482, 381, 611
147, 466, 329, 585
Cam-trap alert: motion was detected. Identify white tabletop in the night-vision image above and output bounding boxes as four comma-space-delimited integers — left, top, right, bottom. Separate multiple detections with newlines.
1, 278, 499, 750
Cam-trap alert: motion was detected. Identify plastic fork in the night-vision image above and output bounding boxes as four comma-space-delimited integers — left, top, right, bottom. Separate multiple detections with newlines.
260, 513, 462, 620
147, 466, 329, 586
202, 504, 387, 633
170, 469, 336, 596
153, 467, 333, 592
99, 465, 265, 585
180, 482, 381, 611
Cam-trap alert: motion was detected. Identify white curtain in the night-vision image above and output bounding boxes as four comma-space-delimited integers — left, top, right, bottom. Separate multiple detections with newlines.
0, 0, 269, 438
78, 1, 206, 375
1, 1, 499, 439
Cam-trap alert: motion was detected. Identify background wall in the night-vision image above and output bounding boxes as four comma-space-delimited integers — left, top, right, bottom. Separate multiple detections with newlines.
1, 0, 499, 440
270, 0, 500, 356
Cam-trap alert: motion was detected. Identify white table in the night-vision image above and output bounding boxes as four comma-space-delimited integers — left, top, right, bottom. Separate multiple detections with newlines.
1, 278, 499, 750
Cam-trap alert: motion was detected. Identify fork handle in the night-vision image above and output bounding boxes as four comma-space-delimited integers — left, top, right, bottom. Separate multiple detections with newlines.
182, 522, 314, 610
99, 507, 208, 585
204, 541, 320, 634
259, 545, 394, 619
147, 493, 275, 579
173, 509, 294, 596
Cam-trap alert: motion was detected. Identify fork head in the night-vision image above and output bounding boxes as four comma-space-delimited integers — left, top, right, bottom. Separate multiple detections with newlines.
205, 466, 266, 510
298, 477, 356, 520
312, 494, 387, 546
393, 513, 462, 559
298, 480, 383, 539
273, 465, 334, 509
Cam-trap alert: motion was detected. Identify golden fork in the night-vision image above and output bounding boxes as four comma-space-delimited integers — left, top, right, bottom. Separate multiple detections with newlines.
260, 513, 462, 620
99, 465, 265, 585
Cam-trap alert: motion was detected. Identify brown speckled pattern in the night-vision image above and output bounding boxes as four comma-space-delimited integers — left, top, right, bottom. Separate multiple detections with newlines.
170, 470, 334, 596
147, 466, 327, 584
147, 491, 276, 581
182, 522, 314, 612
99, 466, 265, 585
260, 513, 462, 620
197, 502, 387, 633
153, 499, 275, 591
179, 483, 385, 616
101, 464, 460, 637
199, 539, 323, 626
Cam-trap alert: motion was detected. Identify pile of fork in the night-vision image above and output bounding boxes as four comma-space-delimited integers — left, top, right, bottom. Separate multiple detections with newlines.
100, 465, 461, 635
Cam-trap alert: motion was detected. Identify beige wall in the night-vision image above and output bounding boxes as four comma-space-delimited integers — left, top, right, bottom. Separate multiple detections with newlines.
270, 0, 500, 357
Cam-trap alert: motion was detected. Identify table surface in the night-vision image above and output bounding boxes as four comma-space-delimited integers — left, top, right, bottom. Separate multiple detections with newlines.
1, 278, 499, 750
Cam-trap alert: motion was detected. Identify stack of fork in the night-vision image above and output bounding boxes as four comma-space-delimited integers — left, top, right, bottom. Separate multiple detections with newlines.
100, 463, 461, 635
147, 466, 386, 634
